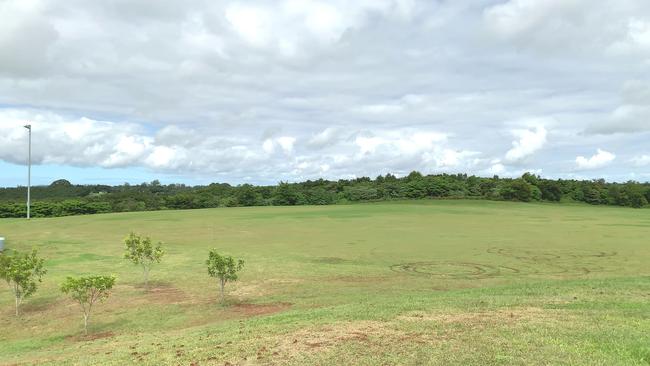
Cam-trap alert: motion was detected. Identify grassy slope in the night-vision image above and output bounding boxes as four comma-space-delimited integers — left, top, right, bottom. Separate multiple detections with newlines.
0, 200, 648, 365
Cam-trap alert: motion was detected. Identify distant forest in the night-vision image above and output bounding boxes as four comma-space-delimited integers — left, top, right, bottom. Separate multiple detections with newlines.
1, 172, 649, 218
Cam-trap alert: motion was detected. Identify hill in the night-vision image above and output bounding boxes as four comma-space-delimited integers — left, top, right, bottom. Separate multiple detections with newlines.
0, 200, 648, 365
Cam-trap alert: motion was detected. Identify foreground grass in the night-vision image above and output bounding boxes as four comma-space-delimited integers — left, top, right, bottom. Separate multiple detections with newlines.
0, 200, 649, 365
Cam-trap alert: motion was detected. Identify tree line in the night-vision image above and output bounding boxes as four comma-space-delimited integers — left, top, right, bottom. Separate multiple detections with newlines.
1, 172, 649, 218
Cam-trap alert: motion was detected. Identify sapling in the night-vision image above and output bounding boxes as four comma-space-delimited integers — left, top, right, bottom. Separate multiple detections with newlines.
123, 232, 164, 290
0, 249, 46, 316
206, 250, 244, 303
61, 275, 116, 335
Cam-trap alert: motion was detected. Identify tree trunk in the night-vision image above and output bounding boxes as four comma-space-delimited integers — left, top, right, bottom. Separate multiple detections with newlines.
83, 313, 89, 335
14, 284, 20, 317
143, 265, 149, 290
220, 279, 225, 303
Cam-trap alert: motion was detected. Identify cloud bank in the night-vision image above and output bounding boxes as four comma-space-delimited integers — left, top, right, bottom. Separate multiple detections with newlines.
1, 0, 649, 184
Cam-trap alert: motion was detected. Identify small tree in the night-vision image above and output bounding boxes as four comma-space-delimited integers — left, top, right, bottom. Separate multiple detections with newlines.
123, 232, 164, 290
0, 249, 47, 316
61, 275, 116, 335
206, 250, 244, 303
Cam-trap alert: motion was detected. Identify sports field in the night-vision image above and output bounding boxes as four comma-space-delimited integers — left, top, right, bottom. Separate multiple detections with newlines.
0, 200, 649, 365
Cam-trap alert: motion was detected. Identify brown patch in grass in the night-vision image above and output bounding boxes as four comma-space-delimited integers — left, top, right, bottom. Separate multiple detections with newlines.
230, 283, 268, 298
66, 331, 115, 342
328, 275, 387, 283
397, 306, 566, 326
20, 297, 66, 314
120, 282, 187, 304
230, 278, 302, 299
268, 320, 435, 360
145, 284, 187, 304
231, 302, 292, 317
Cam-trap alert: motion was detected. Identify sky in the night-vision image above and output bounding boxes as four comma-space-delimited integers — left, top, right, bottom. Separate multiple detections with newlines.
1, 0, 650, 187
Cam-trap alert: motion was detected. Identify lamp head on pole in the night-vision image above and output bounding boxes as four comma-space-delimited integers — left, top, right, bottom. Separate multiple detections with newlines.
24, 124, 31, 130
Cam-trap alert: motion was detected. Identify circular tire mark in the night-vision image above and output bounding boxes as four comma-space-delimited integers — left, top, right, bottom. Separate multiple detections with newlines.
487, 247, 616, 275
390, 261, 501, 279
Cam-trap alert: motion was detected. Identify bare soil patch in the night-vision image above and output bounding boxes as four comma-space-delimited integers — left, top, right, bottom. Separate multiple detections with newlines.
230, 278, 302, 299
21, 297, 65, 313
145, 284, 186, 304
232, 302, 292, 317
128, 282, 187, 304
262, 320, 436, 362
66, 331, 115, 342
398, 307, 561, 324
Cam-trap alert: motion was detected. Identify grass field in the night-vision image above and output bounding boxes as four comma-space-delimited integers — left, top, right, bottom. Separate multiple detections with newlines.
0, 200, 649, 365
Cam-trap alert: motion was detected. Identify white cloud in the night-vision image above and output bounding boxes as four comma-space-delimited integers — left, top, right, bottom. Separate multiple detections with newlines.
587, 80, 650, 134
436, 149, 479, 168
261, 136, 296, 155
225, 4, 272, 47
488, 163, 506, 175
355, 136, 384, 154
146, 146, 181, 169
505, 126, 547, 163
484, 0, 575, 36
356, 104, 404, 114
631, 155, 650, 166
609, 18, 650, 55
276, 136, 296, 153
223, 0, 413, 57
103, 135, 152, 168
628, 18, 650, 48
307, 127, 341, 149
575, 149, 616, 170
262, 139, 275, 154
0, 1, 650, 184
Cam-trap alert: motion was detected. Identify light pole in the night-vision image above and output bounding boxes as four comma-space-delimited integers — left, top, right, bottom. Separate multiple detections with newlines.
24, 124, 31, 220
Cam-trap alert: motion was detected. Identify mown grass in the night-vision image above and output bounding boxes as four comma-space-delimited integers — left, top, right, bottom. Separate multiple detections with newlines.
0, 200, 648, 365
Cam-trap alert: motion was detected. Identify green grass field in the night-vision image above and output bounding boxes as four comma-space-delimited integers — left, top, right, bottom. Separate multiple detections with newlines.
0, 200, 649, 365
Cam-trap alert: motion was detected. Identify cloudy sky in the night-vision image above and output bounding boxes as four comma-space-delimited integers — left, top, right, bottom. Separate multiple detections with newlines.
1, 0, 649, 187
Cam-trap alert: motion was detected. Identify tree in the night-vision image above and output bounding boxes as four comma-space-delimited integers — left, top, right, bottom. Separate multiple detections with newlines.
206, 250, 244, 303
236, 184, 263, 206
622, 183, 648, 208
123, 232, 164, 290
272, 182, 304, 205
538, 180, 562, 201
499, 179, 534, 202
50, 179, 72, 187
61, 275, 116, 335
0, 249, 47, 316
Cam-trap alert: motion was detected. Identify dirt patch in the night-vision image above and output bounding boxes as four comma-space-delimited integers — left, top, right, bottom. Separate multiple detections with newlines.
21, 297, 65, 313
230, 283, 268, 298
125, 282, 187, 304
232, 302, 292, 317
397, 307, 566, 326
273, 321, 428, 355
231, 278, 302, 299
145, 284, 187, 304
66, 331, 115, 342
